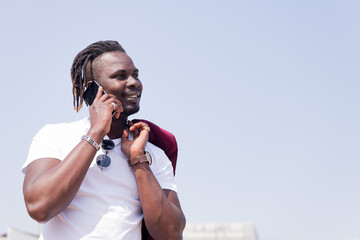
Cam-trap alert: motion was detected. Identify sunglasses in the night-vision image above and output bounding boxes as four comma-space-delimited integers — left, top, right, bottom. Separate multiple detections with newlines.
96, 139, 115, 170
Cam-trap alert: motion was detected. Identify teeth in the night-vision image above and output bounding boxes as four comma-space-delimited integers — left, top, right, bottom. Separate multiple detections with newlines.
126, 92, 140, 98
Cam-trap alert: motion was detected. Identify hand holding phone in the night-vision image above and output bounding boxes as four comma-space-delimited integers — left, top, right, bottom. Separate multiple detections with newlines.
83, 81, 120, 116
83, 81, 105, 106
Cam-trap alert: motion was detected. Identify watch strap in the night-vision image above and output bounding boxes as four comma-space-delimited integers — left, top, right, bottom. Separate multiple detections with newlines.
128, 151, 152, 167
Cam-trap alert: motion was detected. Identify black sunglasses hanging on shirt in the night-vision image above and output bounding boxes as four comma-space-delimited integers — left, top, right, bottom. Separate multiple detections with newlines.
96, 139, 115, 170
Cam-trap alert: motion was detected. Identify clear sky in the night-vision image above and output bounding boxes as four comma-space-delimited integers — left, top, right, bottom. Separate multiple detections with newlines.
0, 1, 359, 240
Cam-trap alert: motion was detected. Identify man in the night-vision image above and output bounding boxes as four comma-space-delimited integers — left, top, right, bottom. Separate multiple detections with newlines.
22, 40, 186, 240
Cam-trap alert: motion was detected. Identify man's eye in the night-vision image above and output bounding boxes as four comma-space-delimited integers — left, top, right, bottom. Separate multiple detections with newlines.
133, 73, 139, 78
116, 74, 126, 79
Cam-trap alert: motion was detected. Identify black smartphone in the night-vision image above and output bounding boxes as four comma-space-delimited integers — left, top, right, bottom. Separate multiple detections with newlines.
83, 81, 106, 106
83, 81, 117, 116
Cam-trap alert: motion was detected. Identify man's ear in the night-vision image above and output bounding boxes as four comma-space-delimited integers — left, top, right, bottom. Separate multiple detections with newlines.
86, 81, 93, 88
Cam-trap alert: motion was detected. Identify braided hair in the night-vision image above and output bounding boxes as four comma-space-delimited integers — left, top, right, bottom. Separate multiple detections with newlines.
71, 40, 126, 112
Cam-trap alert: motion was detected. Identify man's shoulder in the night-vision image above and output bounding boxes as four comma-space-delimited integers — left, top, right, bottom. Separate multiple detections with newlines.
36, 118, 89, 138
146, 141, 164, 154
44, 118, 88, 129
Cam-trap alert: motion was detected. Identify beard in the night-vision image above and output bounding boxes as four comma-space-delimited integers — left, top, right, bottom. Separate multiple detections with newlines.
122, 104, 140, 116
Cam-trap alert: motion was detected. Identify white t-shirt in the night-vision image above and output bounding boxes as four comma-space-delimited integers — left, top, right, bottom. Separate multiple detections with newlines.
22, 118, 177, 240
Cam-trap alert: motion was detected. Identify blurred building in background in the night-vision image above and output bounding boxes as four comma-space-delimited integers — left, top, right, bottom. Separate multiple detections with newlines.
1, 222, 258, 240
0, 227, 38, 240
183, 222, 258, 240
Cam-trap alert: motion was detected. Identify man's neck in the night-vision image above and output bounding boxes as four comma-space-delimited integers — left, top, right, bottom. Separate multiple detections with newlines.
107, 116, 128, 139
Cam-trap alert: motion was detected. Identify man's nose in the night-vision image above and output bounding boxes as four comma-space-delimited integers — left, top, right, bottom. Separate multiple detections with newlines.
126, 76, 141, 88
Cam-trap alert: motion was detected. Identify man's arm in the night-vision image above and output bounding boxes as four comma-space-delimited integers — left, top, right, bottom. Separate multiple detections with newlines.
134, 164, 186, 240
23, 87, 121, 222
122, 122, 186, 240
23, 141, 99, 222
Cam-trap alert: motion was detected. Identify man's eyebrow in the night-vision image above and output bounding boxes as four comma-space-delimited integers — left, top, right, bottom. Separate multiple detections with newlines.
110, 68, 139, 76
109, 69, 126, 77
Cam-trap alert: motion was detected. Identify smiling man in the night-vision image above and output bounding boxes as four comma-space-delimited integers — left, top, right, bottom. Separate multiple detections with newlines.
22, 40, 186, 240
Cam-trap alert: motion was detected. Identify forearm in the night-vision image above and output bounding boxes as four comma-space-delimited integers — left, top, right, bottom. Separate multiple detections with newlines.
24, 133, 102, 222
133, 164, 186, 240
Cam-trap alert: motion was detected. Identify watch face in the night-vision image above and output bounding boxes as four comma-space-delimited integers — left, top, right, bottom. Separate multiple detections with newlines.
128, 151, 153, 167
146, 151, 152, 165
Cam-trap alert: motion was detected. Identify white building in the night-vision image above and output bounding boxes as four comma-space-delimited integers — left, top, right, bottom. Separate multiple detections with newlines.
1, 222, 258, 240
0, 227, 38, 240
183, 222, 258, 240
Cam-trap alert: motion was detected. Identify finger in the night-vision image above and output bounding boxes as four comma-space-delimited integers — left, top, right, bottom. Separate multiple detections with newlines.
100, 93, 119, 102
128, 122, 140, 139
118, 102, 124, 113
133, 128, 140, 139
93, 86, 104, 104
129, 122, 149, 141
138, 125, 150, 140
113, 104, 123, 119
121, 129, 129, 141
134, 127, 149, 152
103, 95, 120, 104
121, 129, 131, 157
128, 122, 142, 131
114, 105, 121, 119
129, 122, 149, 132
104, 98, 123, 118
113, 100, 123, 115
111, 103, 118, 118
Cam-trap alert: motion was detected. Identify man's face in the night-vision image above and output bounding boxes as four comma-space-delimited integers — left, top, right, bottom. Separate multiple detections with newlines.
94, 51, 143, 116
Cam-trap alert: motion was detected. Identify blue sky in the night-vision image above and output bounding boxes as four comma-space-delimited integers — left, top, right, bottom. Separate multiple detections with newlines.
0, 1, 359, 239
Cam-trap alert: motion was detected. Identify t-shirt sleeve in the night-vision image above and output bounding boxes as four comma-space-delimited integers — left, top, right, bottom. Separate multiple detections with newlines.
151, 149, 178, 192
22, 124, 63, 174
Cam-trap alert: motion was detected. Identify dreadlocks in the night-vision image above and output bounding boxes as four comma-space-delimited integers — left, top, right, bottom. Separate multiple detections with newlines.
71, 40, 126, 112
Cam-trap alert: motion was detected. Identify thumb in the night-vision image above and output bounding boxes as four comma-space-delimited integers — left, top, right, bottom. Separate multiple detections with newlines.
121, 129, 131, 158
121, 129, 129, 142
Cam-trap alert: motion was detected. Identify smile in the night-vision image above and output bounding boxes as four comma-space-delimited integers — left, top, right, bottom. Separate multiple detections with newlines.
126, 91, 140, 98
121, 90, 141, 103
125, 92, 141, 102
